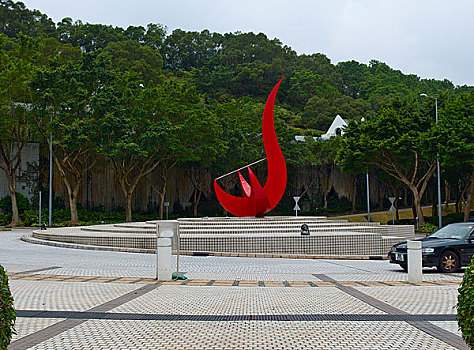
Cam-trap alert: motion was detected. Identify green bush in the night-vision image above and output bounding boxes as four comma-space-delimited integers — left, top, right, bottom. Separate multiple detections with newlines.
418, 223, 438, 234
0, 265, 16, 348
0, 193, 30, 214
457, 256, 474, 348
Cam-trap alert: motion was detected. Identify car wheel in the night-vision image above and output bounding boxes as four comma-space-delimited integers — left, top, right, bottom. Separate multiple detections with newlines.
437, 251, 459, 273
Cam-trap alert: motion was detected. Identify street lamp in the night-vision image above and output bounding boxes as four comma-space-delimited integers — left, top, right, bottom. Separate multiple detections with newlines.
420, 93, 442, 228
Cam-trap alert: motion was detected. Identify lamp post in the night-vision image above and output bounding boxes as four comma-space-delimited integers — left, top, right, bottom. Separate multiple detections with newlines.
366, 170, 370, 222
49, 111, 53, 227
420, 93, 442, 228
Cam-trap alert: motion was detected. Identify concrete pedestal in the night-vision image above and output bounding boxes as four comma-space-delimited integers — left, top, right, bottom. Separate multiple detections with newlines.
407, 240, 422, 283
156, 221, 178, 281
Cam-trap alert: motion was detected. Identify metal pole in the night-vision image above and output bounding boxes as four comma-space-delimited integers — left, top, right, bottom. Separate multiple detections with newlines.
366, 171, 370, 222
48, 111, 53, 227
38, 191, 42, 226
435, 98, 442, 229
156, 223, 159, 280
214, 158, 267, 181
175, 224, 180, 279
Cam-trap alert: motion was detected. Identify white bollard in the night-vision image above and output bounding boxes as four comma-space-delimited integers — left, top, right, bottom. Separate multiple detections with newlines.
407, 240, 422, 283
156, 221, 177, 281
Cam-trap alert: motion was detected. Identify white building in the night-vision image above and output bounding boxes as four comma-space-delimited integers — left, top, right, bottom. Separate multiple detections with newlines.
294, 115, 349, 142
320, 115, 348, 140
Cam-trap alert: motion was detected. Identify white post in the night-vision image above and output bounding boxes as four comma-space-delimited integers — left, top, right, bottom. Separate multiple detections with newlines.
366, 171, 370, 222
156, 221, 177, 281
407, 240, 422, 283
38, 191, 42, 227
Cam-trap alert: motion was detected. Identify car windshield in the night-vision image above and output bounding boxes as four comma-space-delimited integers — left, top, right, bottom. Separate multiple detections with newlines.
427, 225, 474, 240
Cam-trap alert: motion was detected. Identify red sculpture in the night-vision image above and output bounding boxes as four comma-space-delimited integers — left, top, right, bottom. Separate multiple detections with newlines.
214, 78, 287, 217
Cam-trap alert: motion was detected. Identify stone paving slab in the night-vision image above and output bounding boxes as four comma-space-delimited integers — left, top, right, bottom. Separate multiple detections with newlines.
110, 285, 386, 315
28, 320, 458, 350
10, 280, 142, 311
11, 317, 65, 342
1, 229, 470, 349
353, 285, 459, 315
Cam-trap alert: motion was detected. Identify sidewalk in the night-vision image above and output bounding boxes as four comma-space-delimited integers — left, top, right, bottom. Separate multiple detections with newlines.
1, 228, 469, 350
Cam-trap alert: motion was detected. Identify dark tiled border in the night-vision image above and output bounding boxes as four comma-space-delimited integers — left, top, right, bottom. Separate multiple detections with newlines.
8, 283, 161, 350
16, 310, 457, 322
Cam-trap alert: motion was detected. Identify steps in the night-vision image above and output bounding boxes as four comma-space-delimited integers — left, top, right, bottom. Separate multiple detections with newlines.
28, 216, 415, 259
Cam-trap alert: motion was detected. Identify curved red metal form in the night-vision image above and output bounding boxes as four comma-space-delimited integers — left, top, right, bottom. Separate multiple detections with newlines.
214, 78, 287, 217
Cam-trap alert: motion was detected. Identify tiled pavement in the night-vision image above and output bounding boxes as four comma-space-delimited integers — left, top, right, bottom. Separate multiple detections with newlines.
1, 228, 469, 349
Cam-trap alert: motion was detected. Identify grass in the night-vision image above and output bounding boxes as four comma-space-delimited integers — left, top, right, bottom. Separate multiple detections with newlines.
332, 204, 458, 223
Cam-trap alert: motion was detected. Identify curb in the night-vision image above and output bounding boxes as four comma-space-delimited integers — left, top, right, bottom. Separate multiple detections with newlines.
21, 235, 387, 260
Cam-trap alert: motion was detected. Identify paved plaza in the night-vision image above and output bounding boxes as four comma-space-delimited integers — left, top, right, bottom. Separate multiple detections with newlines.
1, 228, 469, 349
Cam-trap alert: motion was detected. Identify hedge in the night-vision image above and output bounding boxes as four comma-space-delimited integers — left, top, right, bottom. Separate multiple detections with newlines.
457, 256, 474, 348
0, 265, 16, 349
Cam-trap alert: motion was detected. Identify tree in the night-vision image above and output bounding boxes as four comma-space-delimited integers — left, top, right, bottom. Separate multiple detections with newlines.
0, 34, 36, 225
57, 18, 126, 52
337, 98, 437, 224
33, 53, 109, 224
439, 93, 474, 221
0, 0, 56, 38
100, 40, 163, 82
97, 76, 223, 221
301, 93, 372, 131
163, 29, 222, 71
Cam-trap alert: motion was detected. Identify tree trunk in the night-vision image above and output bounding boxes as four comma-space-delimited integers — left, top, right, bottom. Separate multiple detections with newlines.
68, 180, 82, 225
157, 182, 167, 220
350, 176, 357, 212
411, 202, 417, 223
413, 191, 425, 225
445, 182, 450, 212
464, 166, 474, 222
193, 190, 202, 218
125, 193, 133, 222
7, 177, 21, 226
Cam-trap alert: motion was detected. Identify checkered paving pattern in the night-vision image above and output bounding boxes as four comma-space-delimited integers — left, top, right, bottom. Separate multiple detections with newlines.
2, 229, 469, 350
111, 286, 385, 315
29, 320, 458, 350
10, 280, 142, 311
11, 317, 65, 342
353, 285, 459, 315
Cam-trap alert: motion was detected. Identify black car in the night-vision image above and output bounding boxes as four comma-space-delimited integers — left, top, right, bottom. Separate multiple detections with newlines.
389, 222, 474, 273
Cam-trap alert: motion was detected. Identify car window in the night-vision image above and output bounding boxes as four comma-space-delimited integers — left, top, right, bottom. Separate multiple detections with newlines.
428, 225, 474, 240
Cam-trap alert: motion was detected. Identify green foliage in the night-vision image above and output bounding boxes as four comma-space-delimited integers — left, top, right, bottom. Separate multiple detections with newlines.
100, 39, 163, 82
0, 192, 30, 213
0, 0, 56, 38
417, 223, 438, 234
0, 265, 16, 348
457, 256, 474, 348
1, 2, 472, 218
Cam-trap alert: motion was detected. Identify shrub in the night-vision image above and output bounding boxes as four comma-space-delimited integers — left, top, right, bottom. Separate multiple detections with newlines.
0, 265, 16, 348
418, 223, 438, 234
0, 192, 30, 214
457, 256, 474, 348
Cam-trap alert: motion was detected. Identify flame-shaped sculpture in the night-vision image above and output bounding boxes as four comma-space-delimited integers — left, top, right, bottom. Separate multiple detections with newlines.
214, 78, 287, 217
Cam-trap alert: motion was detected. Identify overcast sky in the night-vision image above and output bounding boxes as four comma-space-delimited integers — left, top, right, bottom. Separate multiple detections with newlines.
21, 0, 474, 86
